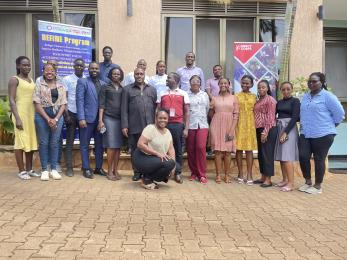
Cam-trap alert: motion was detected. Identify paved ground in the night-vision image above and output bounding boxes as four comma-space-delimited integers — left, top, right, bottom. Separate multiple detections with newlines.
0, 167, 347, 260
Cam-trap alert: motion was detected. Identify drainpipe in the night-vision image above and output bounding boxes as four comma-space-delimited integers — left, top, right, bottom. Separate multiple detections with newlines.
127, 0, 133, 17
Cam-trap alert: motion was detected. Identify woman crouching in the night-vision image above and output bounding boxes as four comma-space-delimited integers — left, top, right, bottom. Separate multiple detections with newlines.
133, 108, 176, 189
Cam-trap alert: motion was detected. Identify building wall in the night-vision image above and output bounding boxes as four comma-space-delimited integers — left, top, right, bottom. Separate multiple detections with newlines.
98, 0, 161, 76
290, 0, 323, 79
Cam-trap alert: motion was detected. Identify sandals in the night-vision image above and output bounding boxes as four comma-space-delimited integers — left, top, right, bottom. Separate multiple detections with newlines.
224, 174, 231, 183
280, 186, 293, 192
106, 174, 117, 181
141, 182, 159, 190
275, 181, 288, 187
215, 174, 222, 184
237, 178, 244, 184
246, 180, 253, 186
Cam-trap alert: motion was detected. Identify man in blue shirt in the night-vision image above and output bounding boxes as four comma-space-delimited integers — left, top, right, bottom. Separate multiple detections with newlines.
62, 58, 86, 177
99, 46, 120, 83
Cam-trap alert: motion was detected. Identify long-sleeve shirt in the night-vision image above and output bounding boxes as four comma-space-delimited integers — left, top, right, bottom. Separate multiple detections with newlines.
254, 95, 277, 136
176, 66, 205, 92
300, 89, 345, 138
121, 83, 157, 135
99, 61, 120, 84
276, 96, 300, 134
188, 90, 209, 129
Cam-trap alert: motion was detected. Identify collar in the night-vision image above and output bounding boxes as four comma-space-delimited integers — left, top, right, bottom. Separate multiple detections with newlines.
132, 83, 148, 89
183, 65, 196, 70
102, 60, 112, 66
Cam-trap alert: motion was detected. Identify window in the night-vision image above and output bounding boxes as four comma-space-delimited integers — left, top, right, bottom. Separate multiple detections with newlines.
32, 14, 53, 79
259, 19, 285, 64
64, 13, 96, 61
325, 42, 347, 100
164, 17, 193, 73
0, 14, 26, 94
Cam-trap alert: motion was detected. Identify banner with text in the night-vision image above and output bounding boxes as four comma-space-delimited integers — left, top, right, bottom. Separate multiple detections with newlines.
38, 20, 92, 77
234, 42, 279, 97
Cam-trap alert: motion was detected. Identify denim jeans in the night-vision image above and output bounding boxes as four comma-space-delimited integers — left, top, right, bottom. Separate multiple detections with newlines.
35, 107, 64, 171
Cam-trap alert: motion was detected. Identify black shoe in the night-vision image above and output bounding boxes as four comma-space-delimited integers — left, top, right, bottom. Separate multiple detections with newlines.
132, 172, 142, 181
66, 168, 74, 177
83, 169, 94, 179
253, 179, 264, 184
94, 168, 107, 176
175, 174, 183, 184
260, 183, 273, 188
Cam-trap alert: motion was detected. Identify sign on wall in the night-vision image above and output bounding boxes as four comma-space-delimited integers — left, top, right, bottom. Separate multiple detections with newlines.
38, 20, 92, 77
234, 42, 279, 97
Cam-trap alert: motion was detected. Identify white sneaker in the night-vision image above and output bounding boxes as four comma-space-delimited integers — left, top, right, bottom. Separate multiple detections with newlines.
298, 184, 311, 192
56, 164, 62, 173
305, 186, 322, 194
50, 170, 62, 180
41, 170, 49, 181
18, 171, 31, 180
27, 170, 40, 177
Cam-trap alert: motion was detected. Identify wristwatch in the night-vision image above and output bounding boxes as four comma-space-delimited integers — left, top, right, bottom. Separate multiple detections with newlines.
54, 118, 59, 122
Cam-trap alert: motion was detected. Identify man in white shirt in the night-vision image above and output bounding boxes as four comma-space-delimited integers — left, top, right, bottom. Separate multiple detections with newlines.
62, 58, 86, 177
123, 59, 150, 86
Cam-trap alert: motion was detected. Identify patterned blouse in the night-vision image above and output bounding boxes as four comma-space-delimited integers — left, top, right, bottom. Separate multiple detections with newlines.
32, 78, 67, 113
254, 95, 277, 135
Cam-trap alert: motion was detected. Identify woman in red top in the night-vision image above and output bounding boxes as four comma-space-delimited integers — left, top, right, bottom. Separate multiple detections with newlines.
253, 80, 277, 187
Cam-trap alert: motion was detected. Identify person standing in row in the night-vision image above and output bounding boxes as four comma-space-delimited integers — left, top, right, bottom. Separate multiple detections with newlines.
298, 72, 345, 194
254, 80, 277, 187
157, 72, 190, 184
186, 75, 209, 184
36, 59, 63, 173
98, 67, 124, 181
205, 65, 223, 100
123, 59, 150, 86
134, 109, 176, 190
8, 56, 39, 180
76, 62, 107, 179
148, 60, 168, 97
209, 78, 239, 183
176, 52, 205, 92
62, 58, 86, 177
235, 75, 257, 185
33, 63, 67, 181
99, 46, 121, 84
274, 82, 300, 192
121, 68, 157, 181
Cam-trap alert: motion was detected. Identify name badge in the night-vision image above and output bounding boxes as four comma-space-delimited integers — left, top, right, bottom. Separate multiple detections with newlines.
169, 108, 176, 117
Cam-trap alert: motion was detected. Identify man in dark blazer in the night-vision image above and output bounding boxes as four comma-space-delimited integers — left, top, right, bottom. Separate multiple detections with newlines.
76, 62, 107, 179
121, 68, 157, 181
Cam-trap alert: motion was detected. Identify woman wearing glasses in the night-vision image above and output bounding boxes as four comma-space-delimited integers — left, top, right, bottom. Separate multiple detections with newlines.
298, 72, 344, 194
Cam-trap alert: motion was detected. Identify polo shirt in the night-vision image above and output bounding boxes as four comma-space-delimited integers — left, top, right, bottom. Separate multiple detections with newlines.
158, 88, 190, 123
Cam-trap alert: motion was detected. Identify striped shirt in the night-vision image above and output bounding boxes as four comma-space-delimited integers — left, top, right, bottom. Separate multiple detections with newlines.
254, 95, 277, 135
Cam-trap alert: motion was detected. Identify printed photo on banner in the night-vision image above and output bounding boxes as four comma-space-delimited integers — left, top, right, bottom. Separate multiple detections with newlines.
233, 42, 279, 97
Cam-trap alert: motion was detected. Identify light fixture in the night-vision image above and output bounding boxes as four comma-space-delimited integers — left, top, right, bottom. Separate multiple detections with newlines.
127, 0, 133, 17
317, 5, 324, 20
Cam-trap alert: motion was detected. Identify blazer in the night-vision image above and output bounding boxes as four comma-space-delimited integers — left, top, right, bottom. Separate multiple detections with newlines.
76, 77, 106, 123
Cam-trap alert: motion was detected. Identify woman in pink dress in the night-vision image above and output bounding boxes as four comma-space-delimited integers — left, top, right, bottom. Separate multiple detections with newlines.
209, 78, 239, 183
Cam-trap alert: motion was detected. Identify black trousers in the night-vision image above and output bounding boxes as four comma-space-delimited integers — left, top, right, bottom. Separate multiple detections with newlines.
64, 111, 78, 169
132, 149, 175, 184
167, 122, 184, 175
129, 133, 141, 175
256, 127, 278, 177
299, 134, 335, 184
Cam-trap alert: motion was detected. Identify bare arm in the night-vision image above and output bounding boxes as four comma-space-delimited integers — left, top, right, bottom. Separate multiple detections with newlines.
167, 140, 175, 160
137, 135, 171, 161
8, 77, 22, 130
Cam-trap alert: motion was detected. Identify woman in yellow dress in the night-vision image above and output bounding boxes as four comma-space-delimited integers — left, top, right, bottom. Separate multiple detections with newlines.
8, 56, 38, 180
235, 75, 257, 185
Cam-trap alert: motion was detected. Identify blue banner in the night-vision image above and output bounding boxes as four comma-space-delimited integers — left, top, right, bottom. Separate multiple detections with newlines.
38, 20, 92, 77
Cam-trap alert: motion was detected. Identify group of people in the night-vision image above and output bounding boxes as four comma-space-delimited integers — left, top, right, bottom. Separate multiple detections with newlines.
8, 47, 345, 194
